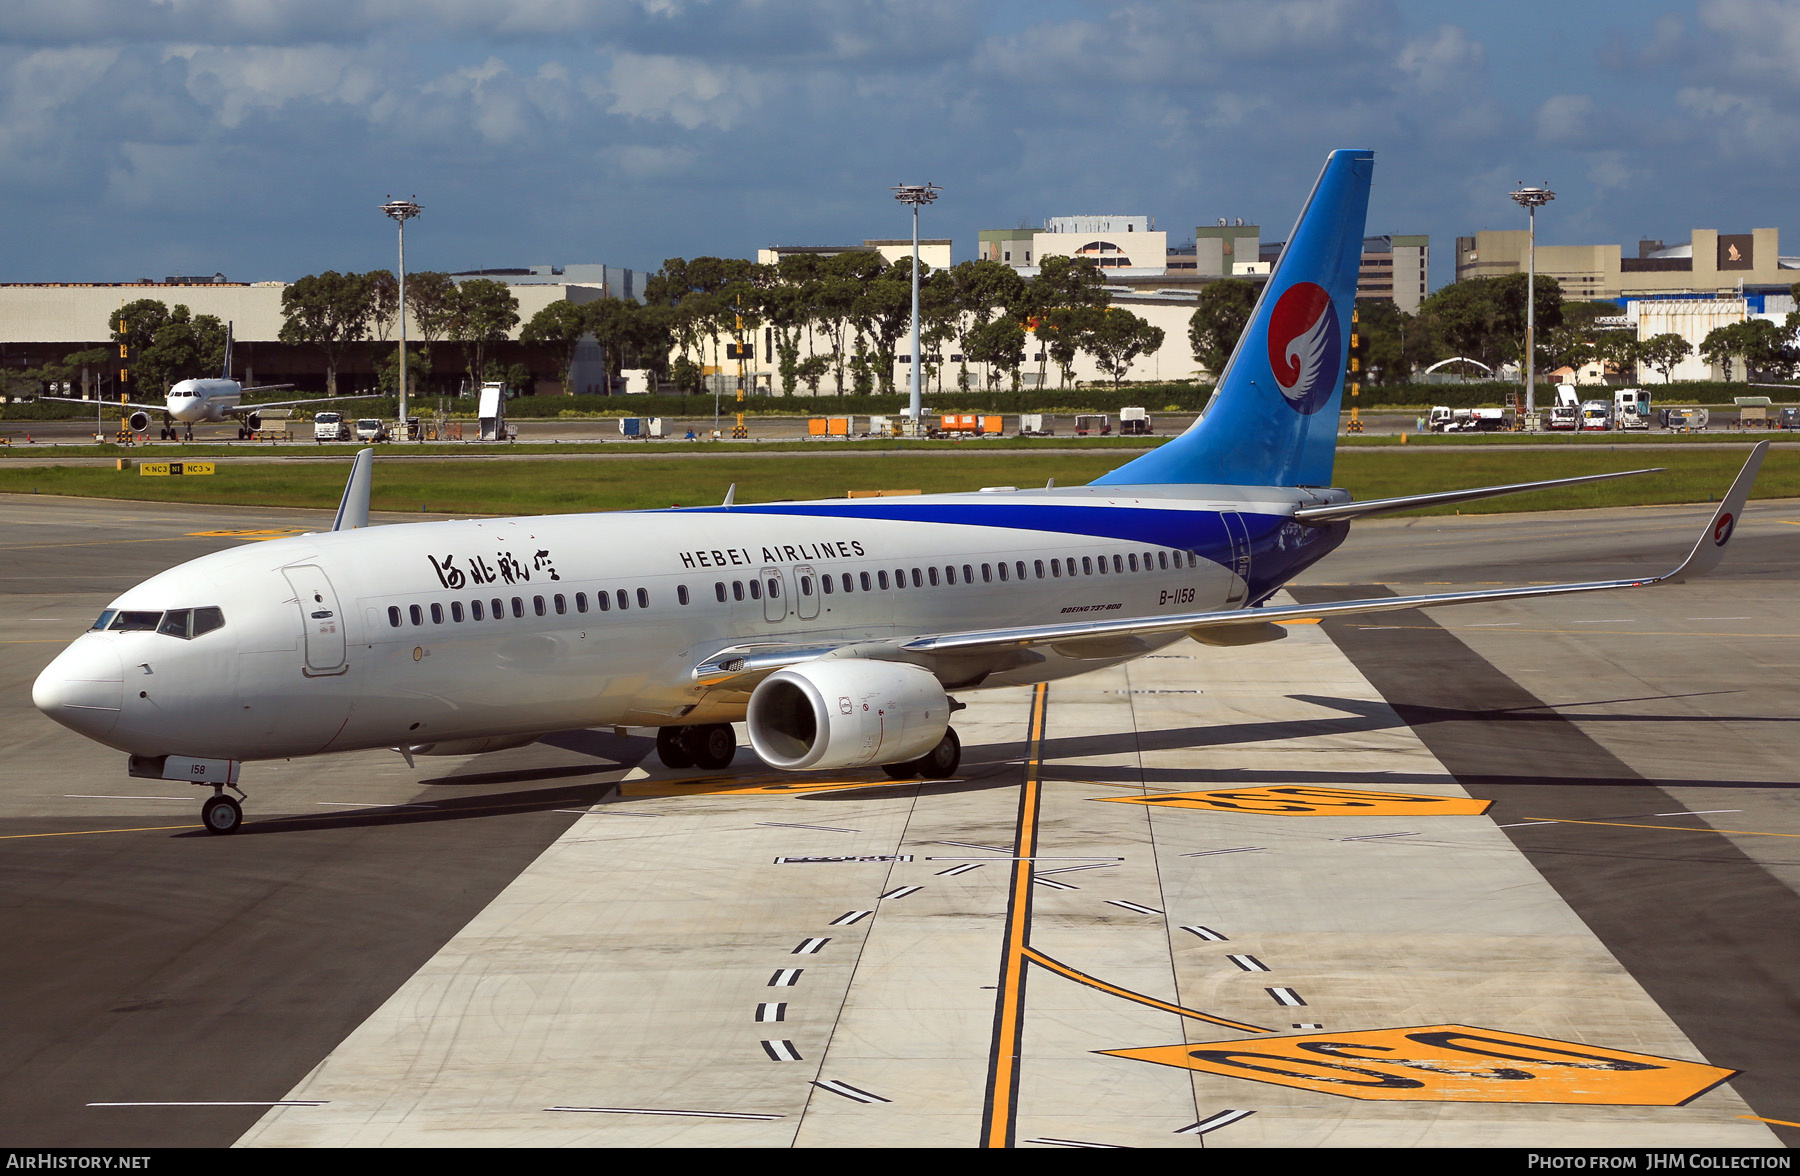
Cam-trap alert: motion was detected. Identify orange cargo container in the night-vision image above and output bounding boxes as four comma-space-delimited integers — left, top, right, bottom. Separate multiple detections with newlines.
807, 418, 829, 436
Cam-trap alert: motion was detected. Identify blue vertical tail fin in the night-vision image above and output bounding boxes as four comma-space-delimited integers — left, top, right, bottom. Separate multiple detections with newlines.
1093, 149, 1373, 489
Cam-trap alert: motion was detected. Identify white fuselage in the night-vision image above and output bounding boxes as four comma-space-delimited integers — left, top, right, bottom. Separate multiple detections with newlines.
33, 484, 1343, 765
166, 378, 243, 424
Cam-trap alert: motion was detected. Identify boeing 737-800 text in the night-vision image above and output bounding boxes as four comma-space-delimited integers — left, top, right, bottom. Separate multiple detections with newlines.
32, 150, 1767, 834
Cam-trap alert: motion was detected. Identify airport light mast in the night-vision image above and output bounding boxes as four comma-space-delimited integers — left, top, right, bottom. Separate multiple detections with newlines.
893, 182, 940, 435
381, 197, 422, 440
1509, 184, 1554, 423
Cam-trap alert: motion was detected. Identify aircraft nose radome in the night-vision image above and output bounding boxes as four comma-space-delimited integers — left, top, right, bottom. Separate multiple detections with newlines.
33, 638, 123, 740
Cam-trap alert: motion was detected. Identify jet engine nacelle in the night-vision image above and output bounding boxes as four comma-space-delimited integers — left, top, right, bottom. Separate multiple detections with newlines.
128, 411, 150, 432
747, 659, 948, 771
244, 411, 262, 431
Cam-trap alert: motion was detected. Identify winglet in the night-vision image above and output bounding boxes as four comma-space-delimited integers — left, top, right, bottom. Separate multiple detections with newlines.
332, 448, 374, 532
1663, 441, 1766, 584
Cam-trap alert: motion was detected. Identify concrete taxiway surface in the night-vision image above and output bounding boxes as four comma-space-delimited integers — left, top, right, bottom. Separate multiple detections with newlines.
0, 492, 1796, 1147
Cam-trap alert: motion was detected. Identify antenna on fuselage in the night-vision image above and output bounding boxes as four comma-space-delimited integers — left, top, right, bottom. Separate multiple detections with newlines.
722, 483, 736, 508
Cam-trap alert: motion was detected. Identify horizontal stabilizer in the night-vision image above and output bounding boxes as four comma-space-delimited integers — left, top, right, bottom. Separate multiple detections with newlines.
1293, 467, 1663, 524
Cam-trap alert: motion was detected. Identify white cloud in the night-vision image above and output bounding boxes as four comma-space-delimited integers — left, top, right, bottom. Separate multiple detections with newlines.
602, 52, 763, 131
1395, 24, 1484, 94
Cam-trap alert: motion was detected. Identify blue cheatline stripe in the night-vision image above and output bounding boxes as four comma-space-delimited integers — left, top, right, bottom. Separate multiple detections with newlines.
678, 501, 1284, 552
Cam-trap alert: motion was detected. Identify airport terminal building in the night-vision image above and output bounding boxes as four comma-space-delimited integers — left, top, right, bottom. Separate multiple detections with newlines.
0, 266, 642, 398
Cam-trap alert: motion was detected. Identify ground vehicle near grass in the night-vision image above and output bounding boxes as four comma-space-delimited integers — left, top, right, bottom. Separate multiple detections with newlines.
314, 412, 344, 442
354, 419, 388, 443
1580, 401, 1611, 431
1613, 388, 1652, 430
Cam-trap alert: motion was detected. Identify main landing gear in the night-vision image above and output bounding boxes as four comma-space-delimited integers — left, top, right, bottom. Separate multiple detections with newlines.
881, 727, 961, 780
656, 723, 738, 771
200, 786, 245, 835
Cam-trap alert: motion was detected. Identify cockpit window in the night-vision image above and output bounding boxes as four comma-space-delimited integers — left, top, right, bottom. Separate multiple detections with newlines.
157, 609, 192, 638
108, 611, 162, 632
92, 610, 118, 630
193, 607, 224, 636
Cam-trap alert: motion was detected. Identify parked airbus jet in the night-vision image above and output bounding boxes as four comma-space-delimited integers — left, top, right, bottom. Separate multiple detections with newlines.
33, 150, 1767, 835
42, 326, 374, 439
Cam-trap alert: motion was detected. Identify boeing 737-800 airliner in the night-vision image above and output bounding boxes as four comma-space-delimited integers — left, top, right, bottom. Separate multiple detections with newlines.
32, 150, 1767, 834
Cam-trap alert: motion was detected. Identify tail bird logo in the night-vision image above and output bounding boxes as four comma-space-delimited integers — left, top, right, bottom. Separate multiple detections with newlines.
1266, 282, 1341, 415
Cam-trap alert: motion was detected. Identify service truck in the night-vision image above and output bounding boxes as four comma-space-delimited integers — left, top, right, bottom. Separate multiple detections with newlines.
1580, 400, 1612, 431
1613, 388, 1652, 430
477, 382, 508, 441
1426, 406, 1507, 432
313, 411, 344, 442
1119, 406, 1154, 435
1547, 384, 1580, 431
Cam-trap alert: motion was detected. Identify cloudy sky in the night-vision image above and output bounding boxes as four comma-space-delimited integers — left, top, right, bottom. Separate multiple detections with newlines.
3, 0, 1796, 289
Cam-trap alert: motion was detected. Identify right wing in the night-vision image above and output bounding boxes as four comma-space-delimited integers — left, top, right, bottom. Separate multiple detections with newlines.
691, 442, 1767, 690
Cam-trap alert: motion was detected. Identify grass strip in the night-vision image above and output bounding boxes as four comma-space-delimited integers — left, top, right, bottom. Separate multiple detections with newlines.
0, 448, 1791, 518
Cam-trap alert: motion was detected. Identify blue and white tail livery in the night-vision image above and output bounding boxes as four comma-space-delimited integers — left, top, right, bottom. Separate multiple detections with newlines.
31, 150, 1768, 833
1097, 147, 1372, 490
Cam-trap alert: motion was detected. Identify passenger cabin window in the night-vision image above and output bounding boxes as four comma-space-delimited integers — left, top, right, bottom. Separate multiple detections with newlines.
820, 575, 833, 595
554, 594, 567, 615
748, 581, 761, 601
511, 597, 524, 618
431, 603, 444, 624
409, 604, 423, 626
716, 582, 728, 603
576, 593, 589, 613
472, 600, 485, 621
388, 606, 402, 628
596, 591, 610, 611
617, 589, 630, 610
637, 588, 649, 609
533, 596, 546, 617
491, 598, 504, 620
678, 585, 690, 606
452, 601, 464, 622
732, 581, 745, 601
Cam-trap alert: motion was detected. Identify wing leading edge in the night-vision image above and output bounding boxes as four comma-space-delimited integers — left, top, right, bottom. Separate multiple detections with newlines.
691, 443, 1767, 689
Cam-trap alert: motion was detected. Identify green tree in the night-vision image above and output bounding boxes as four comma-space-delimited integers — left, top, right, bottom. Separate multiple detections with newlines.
367, 270, 398, 342
1353, 300, 1423, 384
447, 278, 520, 395
1187, 279, 1258, 377
520, 299, 592, 394
1041, 304, 1106, 388
1415, 272, 1563, 373
1701, 319, 1796, 382
110, 299, 172, 397
966, 317, 1026, 390
1636, 333, 1691, 383
280, 271, 377, 396
1086, 309, 1166, 389
949, 260, 1025, 392
1020, 256, 1109, 387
